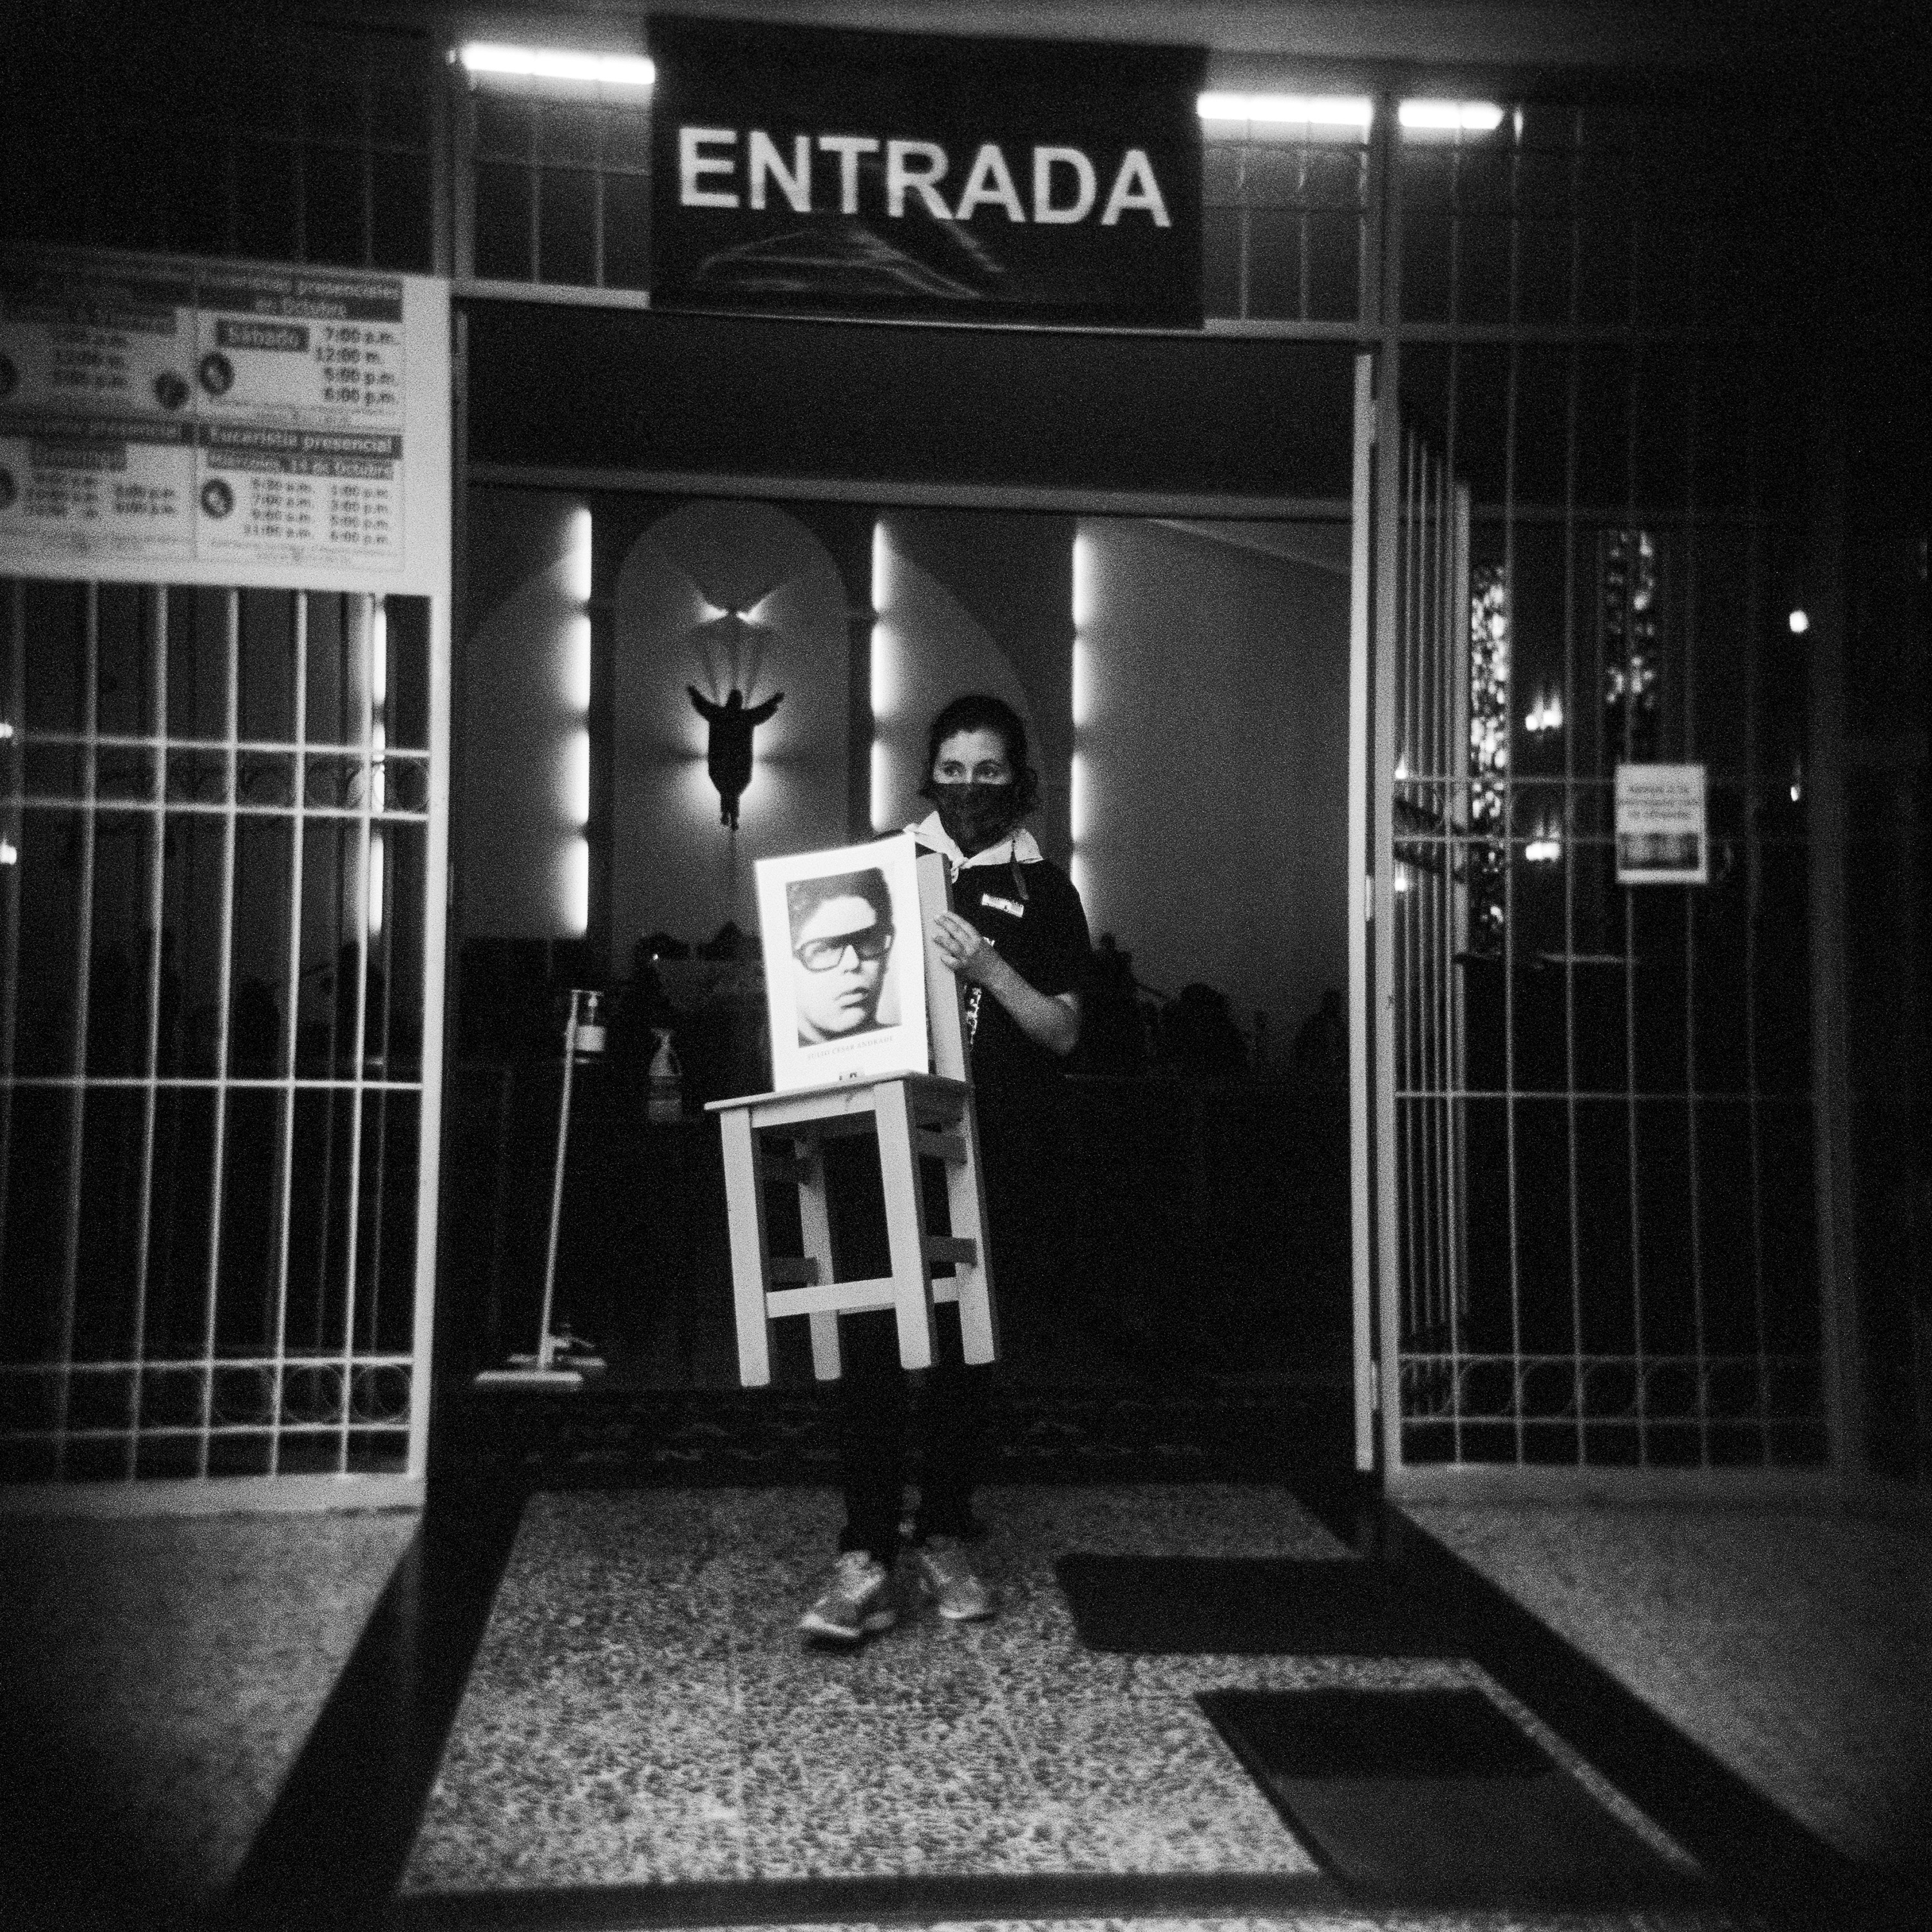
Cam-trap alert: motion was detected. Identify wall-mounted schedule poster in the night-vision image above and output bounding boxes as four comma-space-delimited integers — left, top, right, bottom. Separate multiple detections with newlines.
0, 246, 449, 596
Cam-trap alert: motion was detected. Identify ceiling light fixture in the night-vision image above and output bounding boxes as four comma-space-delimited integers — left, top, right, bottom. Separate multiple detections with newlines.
1399, 100, 1504, 132
457, 44, 655, 87
1198, 93, 1374, 128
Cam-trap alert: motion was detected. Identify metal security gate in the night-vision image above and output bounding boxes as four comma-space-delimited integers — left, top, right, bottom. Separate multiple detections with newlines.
1381, 426, 1473, 1445
1, 580, 444, 1499
1362, 379, 1832, 1487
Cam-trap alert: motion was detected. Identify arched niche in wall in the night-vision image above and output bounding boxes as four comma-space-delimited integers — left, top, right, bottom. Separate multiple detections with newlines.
612, 500, 850, 954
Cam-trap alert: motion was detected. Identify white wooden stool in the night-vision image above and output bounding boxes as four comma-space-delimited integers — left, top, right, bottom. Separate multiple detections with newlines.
706, 850, 996, 1385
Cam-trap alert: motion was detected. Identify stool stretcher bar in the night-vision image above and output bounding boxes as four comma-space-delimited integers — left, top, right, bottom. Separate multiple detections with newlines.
708, 1071, 996, 1387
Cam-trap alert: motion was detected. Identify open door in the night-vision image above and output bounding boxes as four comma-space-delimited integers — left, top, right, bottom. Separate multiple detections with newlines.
1351, 355, 1473, 1475
1347, 355, 1376, 1470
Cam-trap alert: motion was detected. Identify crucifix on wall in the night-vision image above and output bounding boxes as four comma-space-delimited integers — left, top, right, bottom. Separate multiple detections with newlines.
687, 594, 788, 831
688, 683, 783, 829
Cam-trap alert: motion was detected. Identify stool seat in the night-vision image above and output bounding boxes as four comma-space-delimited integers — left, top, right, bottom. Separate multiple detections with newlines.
706, 1072, 996, 1385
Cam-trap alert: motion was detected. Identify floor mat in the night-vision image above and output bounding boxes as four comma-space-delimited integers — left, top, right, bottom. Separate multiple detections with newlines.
445, 1383, 1352, 1488
1055, 1553, 1455, 1655
1198, 1687, 1703, 1908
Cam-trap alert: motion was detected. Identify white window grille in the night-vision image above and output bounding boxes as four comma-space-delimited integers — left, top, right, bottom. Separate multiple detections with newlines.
1, 580, 437, 1490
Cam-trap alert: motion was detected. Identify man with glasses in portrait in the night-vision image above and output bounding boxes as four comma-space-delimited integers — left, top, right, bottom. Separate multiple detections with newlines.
786, 867, 897, 1047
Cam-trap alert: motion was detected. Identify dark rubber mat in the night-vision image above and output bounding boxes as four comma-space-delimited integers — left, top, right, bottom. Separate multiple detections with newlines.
1054, 1554, 1457, 1654
1197, 1687, 1702, 1908
449, 1385, 1347, 1487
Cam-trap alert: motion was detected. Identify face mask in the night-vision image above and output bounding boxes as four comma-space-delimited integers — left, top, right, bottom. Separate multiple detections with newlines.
930, 781, 1017, 855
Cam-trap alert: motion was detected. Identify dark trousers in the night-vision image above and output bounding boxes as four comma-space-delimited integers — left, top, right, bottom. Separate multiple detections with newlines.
835, 1301, 992, 1566
822, 1132, 996, 1566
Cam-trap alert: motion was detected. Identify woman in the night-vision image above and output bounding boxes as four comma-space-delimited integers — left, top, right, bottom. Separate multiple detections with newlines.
800, 694, 1092, 1643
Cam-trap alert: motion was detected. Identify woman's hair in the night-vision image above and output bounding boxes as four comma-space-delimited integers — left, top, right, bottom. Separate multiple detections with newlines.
786, 866, 894, 939
918, 693, 1041, 817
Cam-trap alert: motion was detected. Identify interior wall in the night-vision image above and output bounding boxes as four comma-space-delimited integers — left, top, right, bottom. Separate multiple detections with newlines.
610, 498, 851, 952
1076, 517, 1352, 1047
870, 511, 1072, 857
461, 496, 1352, 1050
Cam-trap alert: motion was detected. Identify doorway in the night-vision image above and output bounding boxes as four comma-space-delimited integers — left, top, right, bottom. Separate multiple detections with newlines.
444, 493, 1356, 1422
438, 299, 1363, 1479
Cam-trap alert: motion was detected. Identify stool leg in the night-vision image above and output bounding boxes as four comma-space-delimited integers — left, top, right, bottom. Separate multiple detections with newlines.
945, 1094, 999, 1365
874, 1080, 936, 1372
794, 1132, 842, 1381
717, 1109, 774, 1387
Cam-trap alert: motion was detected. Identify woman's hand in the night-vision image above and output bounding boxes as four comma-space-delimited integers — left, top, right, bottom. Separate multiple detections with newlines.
929, 910, 1081, 1057
931, 911, 1001, 988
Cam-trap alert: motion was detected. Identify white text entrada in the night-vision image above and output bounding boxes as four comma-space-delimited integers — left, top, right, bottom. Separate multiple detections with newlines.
677, 128, 1174, 227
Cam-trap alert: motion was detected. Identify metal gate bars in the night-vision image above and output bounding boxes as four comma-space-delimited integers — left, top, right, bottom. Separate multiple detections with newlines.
1, 580, 434, 1488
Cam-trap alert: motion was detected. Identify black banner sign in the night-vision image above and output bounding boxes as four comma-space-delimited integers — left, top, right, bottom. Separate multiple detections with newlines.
648, 17, 1204, 328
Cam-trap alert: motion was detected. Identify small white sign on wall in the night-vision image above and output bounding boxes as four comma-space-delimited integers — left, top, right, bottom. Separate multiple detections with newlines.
1615, 762, 1709, 886
755, 833, 931, 1093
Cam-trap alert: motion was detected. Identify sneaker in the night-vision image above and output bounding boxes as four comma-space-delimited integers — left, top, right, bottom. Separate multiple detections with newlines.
912, 1535, 994, 1622
799, 1551, 897, 1644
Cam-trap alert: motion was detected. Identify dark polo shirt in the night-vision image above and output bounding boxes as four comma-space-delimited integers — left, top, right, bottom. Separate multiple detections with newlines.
911, 821, 1092, 1141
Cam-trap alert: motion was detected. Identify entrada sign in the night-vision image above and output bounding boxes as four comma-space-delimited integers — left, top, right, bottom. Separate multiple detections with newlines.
676, 130, 1175, 230
649, 19, 1204, 327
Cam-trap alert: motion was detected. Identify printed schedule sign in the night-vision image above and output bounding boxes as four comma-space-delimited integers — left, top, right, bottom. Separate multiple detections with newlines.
1615, 763, 1709, 886
0, 247, 448, 595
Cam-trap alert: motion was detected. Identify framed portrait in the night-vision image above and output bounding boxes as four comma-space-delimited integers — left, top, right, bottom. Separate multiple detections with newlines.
755, 833, 931, 1094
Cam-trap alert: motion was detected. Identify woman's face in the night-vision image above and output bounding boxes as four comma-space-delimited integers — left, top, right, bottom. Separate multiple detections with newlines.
931, 727, 1014, 790
929, 726, 1018, 853
792, 893, 893, 1043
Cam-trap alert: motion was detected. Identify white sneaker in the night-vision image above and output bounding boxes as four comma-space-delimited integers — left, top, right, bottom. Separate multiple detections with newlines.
799, 1550, 897, 1643
912, 1535, 994, 1621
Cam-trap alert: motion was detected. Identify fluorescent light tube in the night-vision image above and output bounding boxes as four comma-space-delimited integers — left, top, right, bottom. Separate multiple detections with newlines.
459, 44, 654, 86
1199, 93, 1373, 128
1399, 99, 1504, 131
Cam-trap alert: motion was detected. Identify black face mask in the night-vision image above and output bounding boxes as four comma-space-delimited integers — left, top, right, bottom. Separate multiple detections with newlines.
930, 781, 1018, 855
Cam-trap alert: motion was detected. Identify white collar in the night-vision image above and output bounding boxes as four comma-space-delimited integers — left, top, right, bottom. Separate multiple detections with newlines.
909, 811, 1043, 871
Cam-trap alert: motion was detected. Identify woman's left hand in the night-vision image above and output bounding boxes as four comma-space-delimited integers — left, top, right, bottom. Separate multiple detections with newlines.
931, 911, 1000, 987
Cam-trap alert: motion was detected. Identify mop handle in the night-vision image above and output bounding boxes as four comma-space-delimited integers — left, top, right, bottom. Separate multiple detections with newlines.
536, 989, 581, 1370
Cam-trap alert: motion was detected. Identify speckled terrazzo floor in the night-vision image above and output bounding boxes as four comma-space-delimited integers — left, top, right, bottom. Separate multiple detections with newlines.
0, 1505, 417, 1909
1402, 1502, 1932, 1877
399, 1485, 1705, 1915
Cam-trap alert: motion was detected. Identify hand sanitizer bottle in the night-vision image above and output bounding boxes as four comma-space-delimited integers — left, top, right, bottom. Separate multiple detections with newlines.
647, 1027, 683, 1123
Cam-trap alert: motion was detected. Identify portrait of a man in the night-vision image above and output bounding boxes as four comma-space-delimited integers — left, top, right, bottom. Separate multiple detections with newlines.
786, 867, 896, 1046
755, 833, 930, 1092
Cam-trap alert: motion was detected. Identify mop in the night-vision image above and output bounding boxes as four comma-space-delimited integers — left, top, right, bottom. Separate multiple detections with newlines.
475, 987, 607, 1390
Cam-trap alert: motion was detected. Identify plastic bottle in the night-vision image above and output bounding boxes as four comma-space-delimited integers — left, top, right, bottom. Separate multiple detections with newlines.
647, 1027, 683, 1123
573, 989, 607, 1058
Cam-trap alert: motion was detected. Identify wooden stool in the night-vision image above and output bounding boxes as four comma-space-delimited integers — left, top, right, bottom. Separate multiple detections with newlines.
706, 849, 996, 1385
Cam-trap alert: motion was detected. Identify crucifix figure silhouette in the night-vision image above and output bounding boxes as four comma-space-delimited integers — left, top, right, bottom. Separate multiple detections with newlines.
688, 686, 783, 829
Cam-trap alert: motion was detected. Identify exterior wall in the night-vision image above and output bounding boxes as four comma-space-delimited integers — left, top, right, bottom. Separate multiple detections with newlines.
5, 1, 1923, 1488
